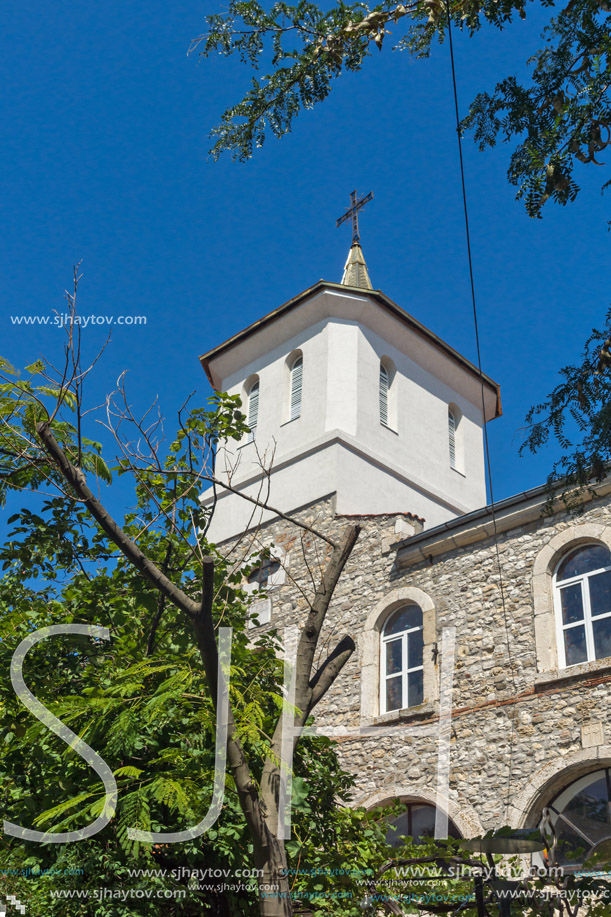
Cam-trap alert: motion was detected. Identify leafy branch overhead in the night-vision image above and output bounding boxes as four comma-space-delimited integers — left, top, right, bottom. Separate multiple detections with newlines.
195, 0, 611, 217
463, 0, 611, 217
521, 306, 611, 508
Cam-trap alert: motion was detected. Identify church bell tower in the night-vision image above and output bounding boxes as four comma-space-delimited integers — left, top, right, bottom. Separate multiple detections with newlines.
199, 193, 501, 543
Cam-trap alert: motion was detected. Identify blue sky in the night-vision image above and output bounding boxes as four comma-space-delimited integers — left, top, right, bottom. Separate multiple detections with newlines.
1, 0, 609, 522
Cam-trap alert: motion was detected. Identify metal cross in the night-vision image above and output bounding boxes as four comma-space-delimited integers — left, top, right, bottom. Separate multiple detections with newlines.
336, 189, 374, 245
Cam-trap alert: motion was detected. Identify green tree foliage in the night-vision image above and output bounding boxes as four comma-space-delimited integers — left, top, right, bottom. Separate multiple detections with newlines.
521, 307, 611, 507
0, 526, 395, 916
0, 347, 475, 915
463, 0, 611, 217
0, 380, 264, 913
194, 0, 611, 217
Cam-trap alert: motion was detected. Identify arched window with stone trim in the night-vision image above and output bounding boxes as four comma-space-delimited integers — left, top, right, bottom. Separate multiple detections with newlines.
361, 587, 437, 724
554, 544, 611, 668
380, 604, 424, 713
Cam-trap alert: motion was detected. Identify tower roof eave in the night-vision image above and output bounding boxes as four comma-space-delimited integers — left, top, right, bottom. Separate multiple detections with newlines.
199, 281, 502, 422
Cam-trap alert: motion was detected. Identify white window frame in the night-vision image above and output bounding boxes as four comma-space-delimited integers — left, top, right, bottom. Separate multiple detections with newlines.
289, 355, 303, 421
380, 609, 424, 713
553, 546, 611, 668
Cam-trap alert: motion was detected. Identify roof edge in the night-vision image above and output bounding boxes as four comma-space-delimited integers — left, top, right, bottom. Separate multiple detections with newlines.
199, 280, 501, 416
391, 476, 611, 565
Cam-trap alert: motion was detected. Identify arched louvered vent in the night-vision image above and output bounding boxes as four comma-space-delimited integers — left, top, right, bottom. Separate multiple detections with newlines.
379, 362, 389, 427
247, 381, 259, 443
448, 408, 457, 469
289, 356, 303, 421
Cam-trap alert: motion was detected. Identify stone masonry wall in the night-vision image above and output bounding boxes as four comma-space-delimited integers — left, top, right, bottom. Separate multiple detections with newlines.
221, 491, 611, 836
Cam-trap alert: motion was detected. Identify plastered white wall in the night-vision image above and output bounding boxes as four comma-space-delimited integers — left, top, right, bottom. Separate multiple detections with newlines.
204, 289, 491, 542
355, 325, 486, 511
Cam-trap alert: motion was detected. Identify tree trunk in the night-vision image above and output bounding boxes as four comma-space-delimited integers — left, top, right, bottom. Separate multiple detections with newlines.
255, 835, 294, 917
34, 424, 358, 917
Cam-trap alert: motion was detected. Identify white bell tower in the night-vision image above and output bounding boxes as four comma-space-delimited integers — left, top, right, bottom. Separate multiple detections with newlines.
200, 191, 501, 542
199, 236, 500, 544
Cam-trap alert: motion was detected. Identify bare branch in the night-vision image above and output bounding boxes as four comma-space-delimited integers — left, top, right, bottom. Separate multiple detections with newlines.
206, 474, 337, 547
35, 420, 201, 618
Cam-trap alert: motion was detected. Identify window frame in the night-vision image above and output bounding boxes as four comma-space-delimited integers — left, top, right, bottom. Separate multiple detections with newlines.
380, 605, 424, 714
361, 588, 438, 725
535, 767, 611, 871
378, 356, 397, 431
553, 544, 611, 669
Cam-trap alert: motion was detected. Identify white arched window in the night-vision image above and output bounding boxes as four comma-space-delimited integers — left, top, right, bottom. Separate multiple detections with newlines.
379, 361, 390, 427
448, 408, 457, 469
246, 380, 259, 443
554, 544, 611, 668
380, 605, 424, 713
289, 355, 303, 421
536, 768, 611, 869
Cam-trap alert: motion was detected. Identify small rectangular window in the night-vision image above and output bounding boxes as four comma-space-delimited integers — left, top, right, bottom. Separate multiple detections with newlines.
564, 625, 588, 666
385, 676, 403, 713
386, 638, 402, 675
407, 670, 424, 707
589, 571, 611, 617
560, 583, 584, 625
593, 618, 611, 659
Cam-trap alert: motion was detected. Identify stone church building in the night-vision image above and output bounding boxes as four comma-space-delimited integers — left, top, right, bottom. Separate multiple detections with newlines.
199, 239, 611, 870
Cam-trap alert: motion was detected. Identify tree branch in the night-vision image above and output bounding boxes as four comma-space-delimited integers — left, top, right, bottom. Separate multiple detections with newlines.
188, 556, 279, 872
35, 421, 201, 618
259, 524, 360, 839
206, 474, 337, 547
293, 524, 360, 719
306, 634, 355, 715
35, 420, 276, 868
145, 541, 173, 656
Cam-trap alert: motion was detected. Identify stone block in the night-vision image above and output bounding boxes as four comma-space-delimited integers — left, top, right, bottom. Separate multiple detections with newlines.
581, 721, 605, 749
